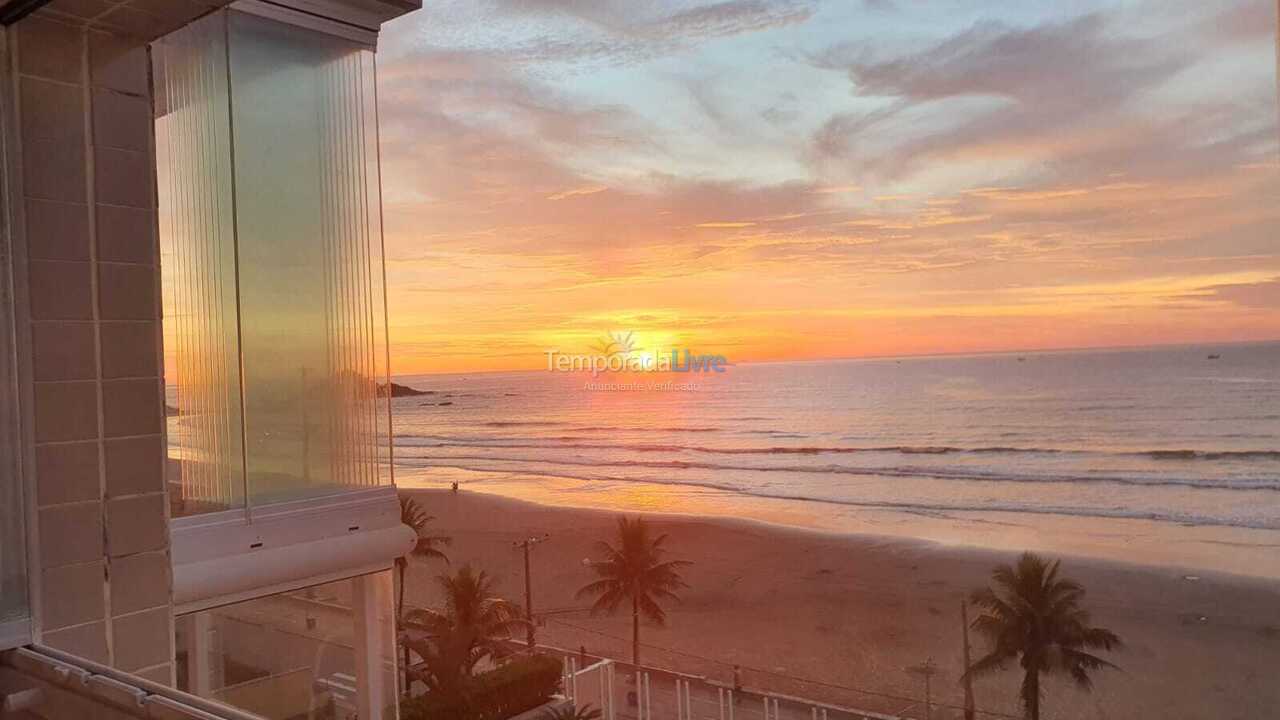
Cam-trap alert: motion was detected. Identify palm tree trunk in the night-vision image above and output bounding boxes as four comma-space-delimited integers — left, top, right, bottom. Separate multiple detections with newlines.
632, 594, 640, 667
398, 563, 411, 696
397, 562, 406, 616
1021, 668, 1040, 720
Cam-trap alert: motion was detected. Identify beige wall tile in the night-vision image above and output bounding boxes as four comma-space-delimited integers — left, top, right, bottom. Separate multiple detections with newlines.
16, 16, 83, 84
101, 321, 158, 378
110, 607, 171, 671
102, 378, 161, 437
40, 561, 105, 629
92, 88, 151, 151
94, 147, 153, 208
19, 76, 84, 145
28, 260, 92, 320
42, 621, 110, 665
95, 204, 155, 264
105, 493, 166, 556
31, 321, 96, 381
21, 138, 87, 203
97, 262, 156, 320
37, 501, 103, 568
89, 31, 148, 97
26, 198, 90, 261
109, 551, 170, 615
14, 12, 183, 687
104, 435, 163, 497
35, 440, 100, 506
34, 380, 98, 442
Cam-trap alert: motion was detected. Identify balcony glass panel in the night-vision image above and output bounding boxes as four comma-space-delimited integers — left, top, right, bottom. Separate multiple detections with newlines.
174, 572, 398, 719
155, 10, 391, 518
155, 13, 246, 517
227, 12, 389, 505
1, 226, 27, 644
0, 464, 25, 640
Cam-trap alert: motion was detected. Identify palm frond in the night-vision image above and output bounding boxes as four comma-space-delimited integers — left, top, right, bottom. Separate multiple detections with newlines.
576, 578, 621, 600
962, 650, 1010, 681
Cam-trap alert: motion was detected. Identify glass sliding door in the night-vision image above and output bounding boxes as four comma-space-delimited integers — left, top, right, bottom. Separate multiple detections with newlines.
155, 8, 391, 519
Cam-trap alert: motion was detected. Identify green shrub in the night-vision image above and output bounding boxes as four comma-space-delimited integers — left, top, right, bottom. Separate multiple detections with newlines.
402, 654, 563, 720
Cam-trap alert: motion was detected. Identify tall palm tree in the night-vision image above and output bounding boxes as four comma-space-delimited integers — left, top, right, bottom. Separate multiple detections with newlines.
965, 552, 1122, 720
403, 565, 528, 697
576, 516, 691, 667
398, 495, 450, 694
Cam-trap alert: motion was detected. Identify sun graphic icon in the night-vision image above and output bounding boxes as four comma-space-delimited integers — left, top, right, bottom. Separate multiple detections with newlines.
590, 330, 641, 357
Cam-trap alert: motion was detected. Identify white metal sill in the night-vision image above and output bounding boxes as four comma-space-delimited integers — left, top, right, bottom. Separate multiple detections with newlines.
170, 485, 413, 612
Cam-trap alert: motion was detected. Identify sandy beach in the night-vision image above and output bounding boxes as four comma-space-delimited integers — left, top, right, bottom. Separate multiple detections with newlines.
399, 488, 1280, 720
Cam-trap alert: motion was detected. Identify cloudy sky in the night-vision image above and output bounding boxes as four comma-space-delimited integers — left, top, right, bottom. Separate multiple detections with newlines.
374, 0, 1278, 374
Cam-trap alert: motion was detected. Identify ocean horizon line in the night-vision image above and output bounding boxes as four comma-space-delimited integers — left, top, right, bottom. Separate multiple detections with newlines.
391, 337, 1280, 379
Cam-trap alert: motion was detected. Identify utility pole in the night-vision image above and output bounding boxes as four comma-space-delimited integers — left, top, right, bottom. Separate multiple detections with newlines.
961, 600, 975, 720
514, 533, 550, 648
906, 658, 937, 720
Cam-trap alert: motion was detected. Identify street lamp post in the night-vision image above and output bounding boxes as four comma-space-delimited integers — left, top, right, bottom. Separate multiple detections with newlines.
514, 533, 550, 648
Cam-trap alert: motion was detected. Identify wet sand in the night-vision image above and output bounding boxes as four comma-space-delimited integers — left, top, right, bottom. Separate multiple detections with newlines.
401, 488, 1280, 720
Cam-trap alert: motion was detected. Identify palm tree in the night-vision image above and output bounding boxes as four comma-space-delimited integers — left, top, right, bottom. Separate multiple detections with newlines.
965, 552, 1122, 720
576, 516, 691, 667
404, 565, 528, 697
398, 495, 450, 693
398, 496, 451, 613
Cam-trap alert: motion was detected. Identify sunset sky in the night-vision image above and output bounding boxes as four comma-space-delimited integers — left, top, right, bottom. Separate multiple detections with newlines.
374, 0, 1279, 375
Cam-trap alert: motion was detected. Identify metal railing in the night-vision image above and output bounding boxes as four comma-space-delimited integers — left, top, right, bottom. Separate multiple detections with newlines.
1, 644, 265, 720
534, 641, 904, 720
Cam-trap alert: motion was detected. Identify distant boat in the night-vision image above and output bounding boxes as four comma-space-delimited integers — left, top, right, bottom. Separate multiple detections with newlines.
1207, 354, 1221, 360
1017, 356, 1026, 362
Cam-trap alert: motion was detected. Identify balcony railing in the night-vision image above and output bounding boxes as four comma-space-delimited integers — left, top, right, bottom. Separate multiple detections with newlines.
2, 645, 265, 720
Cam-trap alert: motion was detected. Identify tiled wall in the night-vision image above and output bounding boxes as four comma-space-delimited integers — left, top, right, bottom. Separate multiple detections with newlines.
11, 14, 173, 685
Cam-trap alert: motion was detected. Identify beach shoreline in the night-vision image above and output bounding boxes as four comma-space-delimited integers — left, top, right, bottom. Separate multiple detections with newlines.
400, 487, 1280, 720
396, 467, 1280, 581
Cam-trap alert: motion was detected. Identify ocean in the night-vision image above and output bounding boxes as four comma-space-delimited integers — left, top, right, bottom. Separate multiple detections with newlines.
391, 342, 1280, 576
